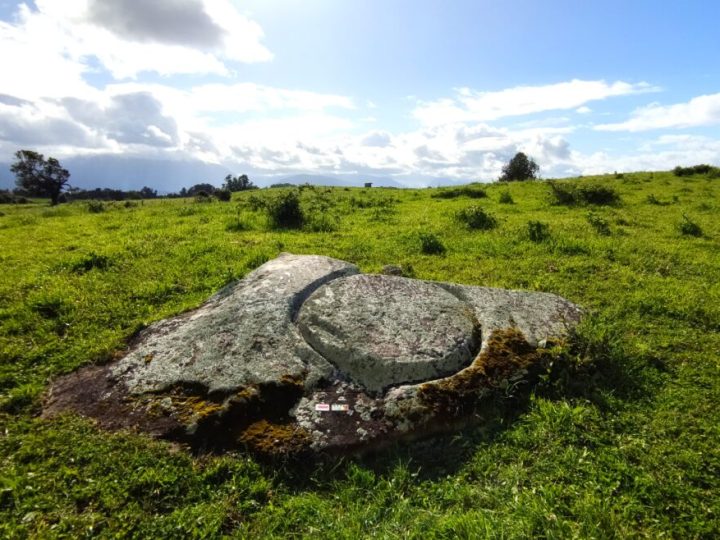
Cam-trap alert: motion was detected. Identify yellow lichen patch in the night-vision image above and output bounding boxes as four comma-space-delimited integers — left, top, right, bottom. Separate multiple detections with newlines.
234, 386, 260, 403
418, 327, 543, 414
280, 373, 305, 388
174, 395, 226, 424
239, 419, 311, 455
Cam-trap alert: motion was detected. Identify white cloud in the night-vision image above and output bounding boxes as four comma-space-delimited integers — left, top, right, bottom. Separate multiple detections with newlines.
0, 11, 95, 100
576, 106, 592, 114
360, 131, 392, 147
183, 83, 353, 114
0, 0, 271, 86
86, 0, 225, 48
413, 79, 658, 126
595, 93, 720, 132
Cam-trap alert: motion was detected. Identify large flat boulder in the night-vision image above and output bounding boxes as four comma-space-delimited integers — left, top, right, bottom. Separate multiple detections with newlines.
112, 253, 359, 395
44, 253, 582, 457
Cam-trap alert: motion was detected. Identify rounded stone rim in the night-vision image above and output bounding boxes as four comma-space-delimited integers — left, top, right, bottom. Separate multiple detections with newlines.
296, 274, 480, 393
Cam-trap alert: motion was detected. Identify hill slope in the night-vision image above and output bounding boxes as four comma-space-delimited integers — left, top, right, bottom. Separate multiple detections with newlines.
0, 171, 718, 537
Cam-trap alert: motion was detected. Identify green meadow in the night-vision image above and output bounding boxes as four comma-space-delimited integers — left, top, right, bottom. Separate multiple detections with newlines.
0, 170, 719, 538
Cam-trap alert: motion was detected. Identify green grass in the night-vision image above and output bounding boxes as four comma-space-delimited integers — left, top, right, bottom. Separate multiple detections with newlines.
1, 172, 719, 537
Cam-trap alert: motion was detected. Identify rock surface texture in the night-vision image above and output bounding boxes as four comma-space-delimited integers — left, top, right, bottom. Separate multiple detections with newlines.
44, 253, 583, 457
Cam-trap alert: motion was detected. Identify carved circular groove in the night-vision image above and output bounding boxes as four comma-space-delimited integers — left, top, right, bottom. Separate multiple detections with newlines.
297, 274, 479, 392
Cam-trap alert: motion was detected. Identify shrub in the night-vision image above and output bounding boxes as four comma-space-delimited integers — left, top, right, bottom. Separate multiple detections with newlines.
431, 186, 487, 199
673, 164, 718, 177
548, 182, 577, 205
215, 189, 232, 202
0, 190, 29, 204
548, 182, 620, 206
349, 196, 373, 209
266, 191, 304, 229
580, 185, 620, 205
586, 212, 611, 236
87, 200, 105, 213
499, 191, 514, 204
194, 192, 212, 203
246, 194, 267, 212
455, 205, 497, 230
527, 221, 550, 242
679, 215, 702, 237
418, 232, 446, 255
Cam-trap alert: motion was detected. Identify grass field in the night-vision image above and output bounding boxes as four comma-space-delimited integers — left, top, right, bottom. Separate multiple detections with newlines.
1, 170, 719, 538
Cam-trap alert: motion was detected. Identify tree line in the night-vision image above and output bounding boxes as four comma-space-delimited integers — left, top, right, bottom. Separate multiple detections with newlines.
4, 150, 257, 204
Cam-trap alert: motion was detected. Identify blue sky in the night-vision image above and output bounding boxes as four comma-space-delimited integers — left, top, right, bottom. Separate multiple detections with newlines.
1, 0, 719, 186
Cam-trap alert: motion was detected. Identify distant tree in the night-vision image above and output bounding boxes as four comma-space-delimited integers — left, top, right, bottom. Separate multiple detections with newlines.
187, 183, 216, 196
179, 187, 188, 197
10, 150, 70, 205
499, 152, 539, 182
139, 186, 158, 199
223, 174, 257, 192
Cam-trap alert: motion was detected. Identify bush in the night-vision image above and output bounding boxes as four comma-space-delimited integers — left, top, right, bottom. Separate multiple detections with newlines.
215, 189, 232, 202
455, 205, 497, 230
87, 201, 105, 213
194, 192, 212, 203
586, 213, 611, 236
418, 232, 446, 255
673, 164, 718, 177
499, 191, 514, 204
527, 221, 550, 242
266, 191, 304, 229
548, 182, 620, 206
679, 215, 702, 237
548, 182, 577, 205
0, 190, 35, 204
246, 194, 267, 212
580, 185, 621, 205
431, 186, 487, 199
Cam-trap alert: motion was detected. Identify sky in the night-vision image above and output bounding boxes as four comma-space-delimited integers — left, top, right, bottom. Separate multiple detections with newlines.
1, 0, 719, 187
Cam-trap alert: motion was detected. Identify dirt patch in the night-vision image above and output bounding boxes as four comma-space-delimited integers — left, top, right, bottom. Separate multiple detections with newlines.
42, 365, 182, 437
43, 366, 311, 456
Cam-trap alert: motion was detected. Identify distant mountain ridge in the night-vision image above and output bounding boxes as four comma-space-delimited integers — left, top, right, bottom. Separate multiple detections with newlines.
271, 174, 407, 188
0, 154, 465, 192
